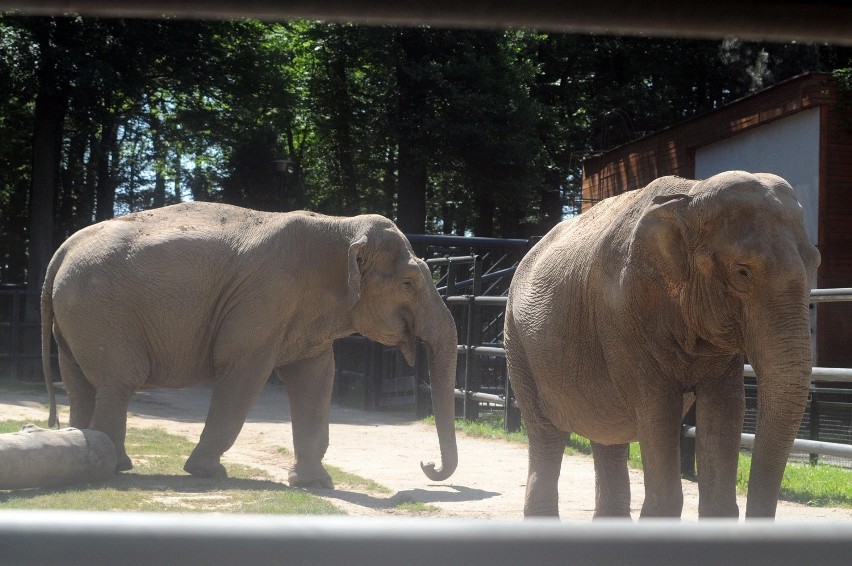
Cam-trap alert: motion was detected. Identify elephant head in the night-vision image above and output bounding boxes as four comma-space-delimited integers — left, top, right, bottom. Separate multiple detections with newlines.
346, 216, 458, 481
628, 171, 820, 517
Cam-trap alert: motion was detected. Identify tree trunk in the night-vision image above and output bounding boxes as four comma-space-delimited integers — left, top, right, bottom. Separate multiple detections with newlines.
394, 29, 430, 237
396, 141, 427, 235
474, 192, 496, 237
94, 120, 118, 221
328, 53, 358, 215
26, 20, 69, 309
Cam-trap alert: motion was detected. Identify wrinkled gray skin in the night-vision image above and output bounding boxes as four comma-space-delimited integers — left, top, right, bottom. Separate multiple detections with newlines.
42, 202, 458, 487
505, 171, 820, 519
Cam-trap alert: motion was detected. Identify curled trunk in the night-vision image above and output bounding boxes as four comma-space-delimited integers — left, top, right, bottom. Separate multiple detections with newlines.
417, 297, 459, 481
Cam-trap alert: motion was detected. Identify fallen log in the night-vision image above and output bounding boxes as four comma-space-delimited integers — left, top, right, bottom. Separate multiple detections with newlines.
0, 425, 116, 490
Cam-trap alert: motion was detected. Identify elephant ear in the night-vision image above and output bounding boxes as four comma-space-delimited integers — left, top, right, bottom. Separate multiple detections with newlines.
347, 235, 368, 308
626, 193, 692, 295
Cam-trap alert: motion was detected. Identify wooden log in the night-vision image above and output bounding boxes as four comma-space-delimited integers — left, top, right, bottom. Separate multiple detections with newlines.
0, 425, 116, 489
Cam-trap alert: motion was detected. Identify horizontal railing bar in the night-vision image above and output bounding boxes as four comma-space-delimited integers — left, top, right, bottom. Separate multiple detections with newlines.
446, 296, 509, 306
449, 267, 517, 289
443, 288, 852, 304
453, 388, 516, 407
4, 512, 852, 566
682, 426, 852, 459
407, 233, 530, 248
448, 347, 852, 384
456, 345, 507, 356
809, 288, 852, 302
744, 364, 852, 383
426, 255, 477, 266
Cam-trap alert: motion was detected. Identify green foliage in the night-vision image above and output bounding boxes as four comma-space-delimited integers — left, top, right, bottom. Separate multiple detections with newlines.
2, 15, 851, 284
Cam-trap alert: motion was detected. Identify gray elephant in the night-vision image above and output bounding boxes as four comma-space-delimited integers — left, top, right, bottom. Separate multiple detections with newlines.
41, 202, 458, 487
505, 171, 820, 518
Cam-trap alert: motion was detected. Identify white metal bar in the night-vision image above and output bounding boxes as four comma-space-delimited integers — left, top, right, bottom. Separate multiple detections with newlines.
2, 512, 852, 566
682, 426, 852, 459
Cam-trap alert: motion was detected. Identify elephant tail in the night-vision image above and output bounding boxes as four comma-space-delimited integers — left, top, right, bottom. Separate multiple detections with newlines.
41, 259, 59, 429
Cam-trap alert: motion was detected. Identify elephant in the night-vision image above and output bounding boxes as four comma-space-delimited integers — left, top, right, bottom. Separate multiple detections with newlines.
504, 171, 820, 519
41, 202, 458, 488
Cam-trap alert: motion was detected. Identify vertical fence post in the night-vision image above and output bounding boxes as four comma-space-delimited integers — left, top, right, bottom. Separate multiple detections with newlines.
680, 403, 697, 479
503, 370, 521, 432
446, 259, 465, 419
462, 256, 482, 421
809, 391, 820, 465
9, 290, 21, 381
364, 341, 384, 411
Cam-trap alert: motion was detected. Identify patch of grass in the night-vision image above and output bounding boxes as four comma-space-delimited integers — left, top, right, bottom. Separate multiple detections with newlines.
0, 421, 50, 434
391, 495, 440, 515
0, 420, 343, 515
737, 453, 852, 508
326, 465, 392, 494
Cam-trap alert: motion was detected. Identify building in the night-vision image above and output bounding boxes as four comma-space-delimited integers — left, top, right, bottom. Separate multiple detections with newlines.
581, 72, 852, 367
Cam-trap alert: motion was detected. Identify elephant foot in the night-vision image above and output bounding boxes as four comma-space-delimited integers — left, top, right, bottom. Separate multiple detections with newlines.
289, 466, 334, 489
116, 454, 133, 473
593, 507, 632, 520
184, 455, 228, 479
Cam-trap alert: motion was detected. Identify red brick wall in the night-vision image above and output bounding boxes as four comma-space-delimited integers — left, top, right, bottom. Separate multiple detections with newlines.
581, 73, 834, 211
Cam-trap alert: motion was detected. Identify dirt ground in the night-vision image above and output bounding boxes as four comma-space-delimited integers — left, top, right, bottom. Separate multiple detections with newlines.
2, 382, 851, 521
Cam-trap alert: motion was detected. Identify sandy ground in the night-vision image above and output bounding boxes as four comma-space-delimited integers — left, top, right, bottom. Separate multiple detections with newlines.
2, 382, 851, 521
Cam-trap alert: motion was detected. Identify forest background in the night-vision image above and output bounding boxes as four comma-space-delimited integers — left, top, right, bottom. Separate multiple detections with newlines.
2, 16, 851, 294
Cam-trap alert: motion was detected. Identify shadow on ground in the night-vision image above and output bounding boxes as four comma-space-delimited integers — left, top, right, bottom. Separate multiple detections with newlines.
317, 484, 501, 510
0, 473, 293, 504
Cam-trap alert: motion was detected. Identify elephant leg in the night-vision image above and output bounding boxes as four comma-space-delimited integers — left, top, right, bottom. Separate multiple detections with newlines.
523, 416, 565, 517
637, 394, 684, 518
591, 442, 631, 518
184, 359, 272, 479
506, 335, 565, 517
695, 365, 744, 518
58, 346, 95, 430
281, 350, 335, 489
88, 385, 135, 472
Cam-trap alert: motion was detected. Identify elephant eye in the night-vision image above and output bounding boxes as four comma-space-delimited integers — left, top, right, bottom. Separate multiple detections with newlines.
737, 266, 750, 278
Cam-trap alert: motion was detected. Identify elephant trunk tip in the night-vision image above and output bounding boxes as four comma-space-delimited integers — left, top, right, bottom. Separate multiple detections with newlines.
420, 459, 457, 482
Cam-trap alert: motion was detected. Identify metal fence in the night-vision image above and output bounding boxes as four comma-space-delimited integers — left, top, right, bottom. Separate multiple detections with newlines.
333, 234, 531, 412
3, 511, 852, 566
0, 287, 47, 382
426, 260, 852, 466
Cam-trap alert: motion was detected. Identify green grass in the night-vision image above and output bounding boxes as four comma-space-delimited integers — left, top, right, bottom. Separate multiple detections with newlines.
326, 465, 392, 494
0, 420, 343, 515
391, 496, 440, 514
435, 413, 852, 508
737, 453, 852, 507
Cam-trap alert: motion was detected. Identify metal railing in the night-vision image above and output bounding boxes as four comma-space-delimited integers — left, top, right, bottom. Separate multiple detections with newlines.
3, 512, 852, 566
431, 281, 852, 463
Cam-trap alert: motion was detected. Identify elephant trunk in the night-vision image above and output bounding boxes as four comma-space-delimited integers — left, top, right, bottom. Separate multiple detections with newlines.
417, 296, 459, 481
744, 300, 812, 518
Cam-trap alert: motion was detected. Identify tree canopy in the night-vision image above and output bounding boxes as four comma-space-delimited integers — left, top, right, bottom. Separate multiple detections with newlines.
1, 15, 850, 286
